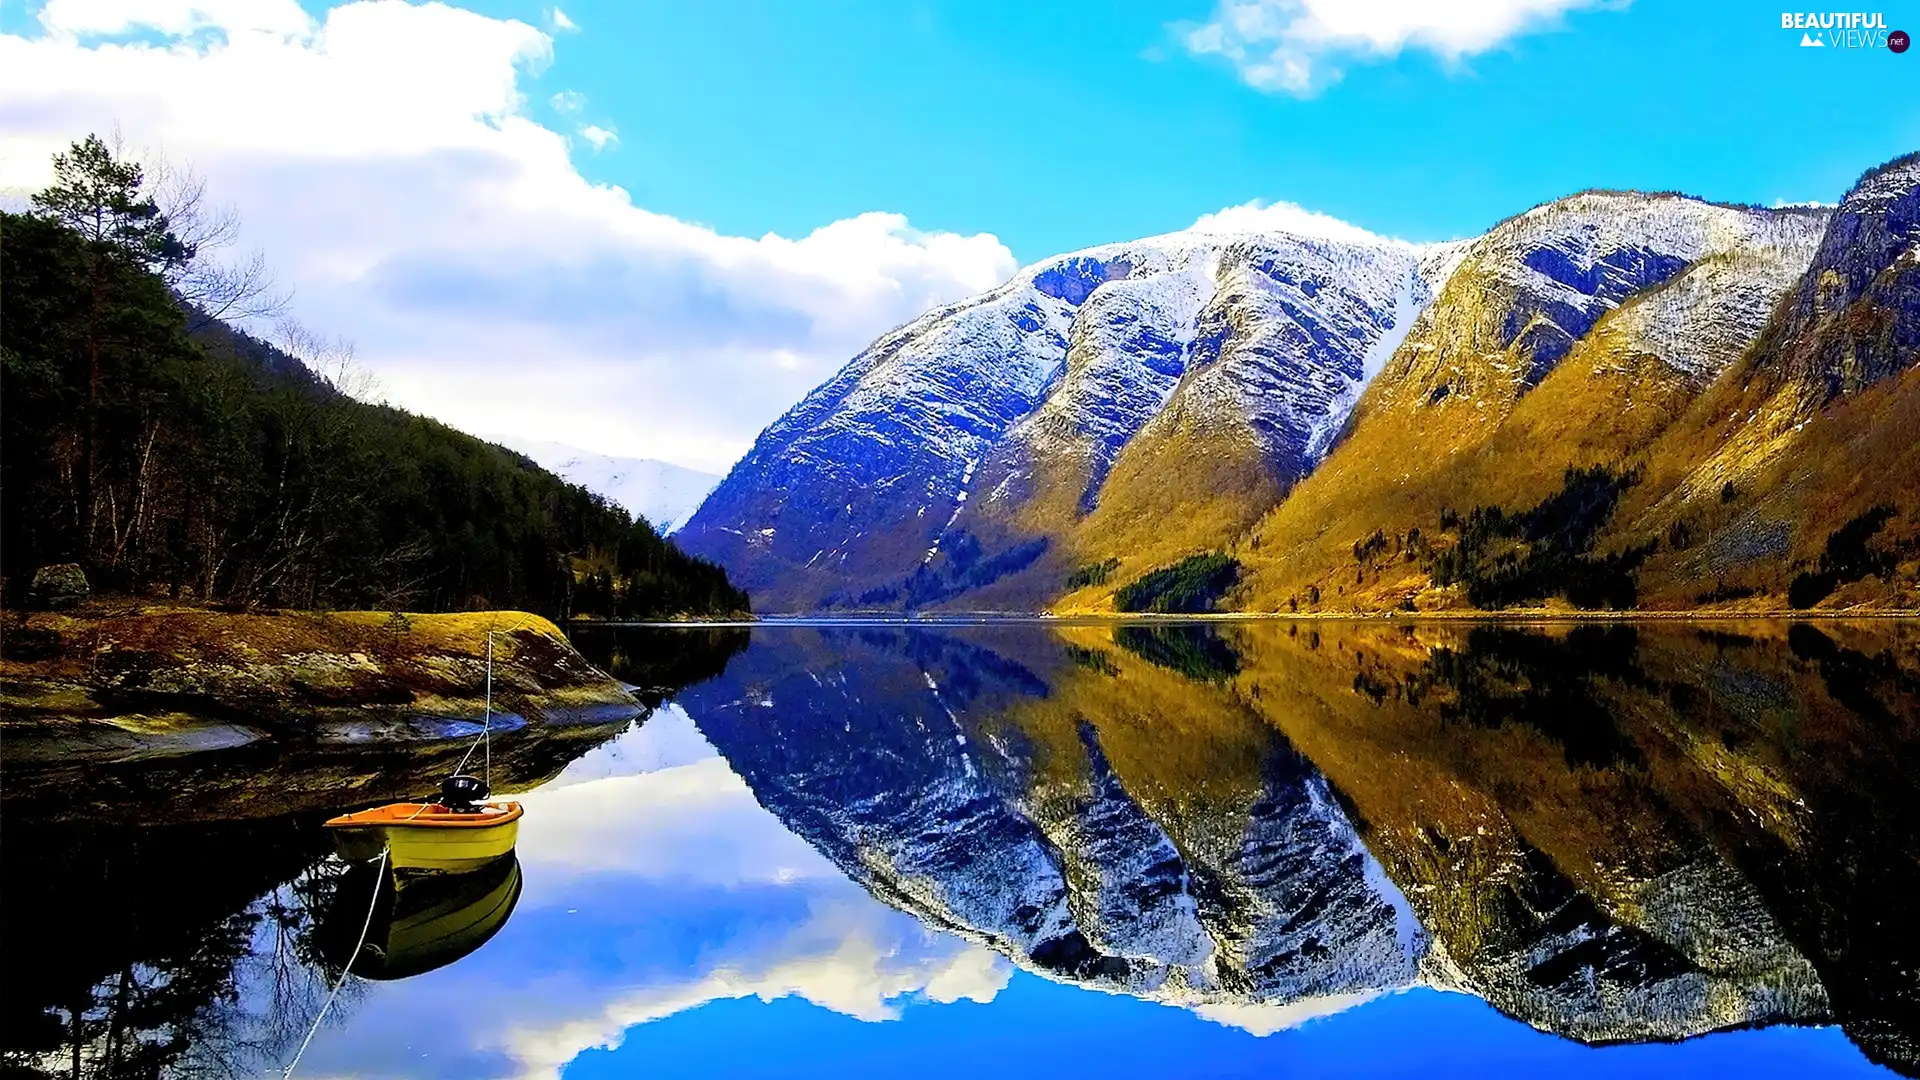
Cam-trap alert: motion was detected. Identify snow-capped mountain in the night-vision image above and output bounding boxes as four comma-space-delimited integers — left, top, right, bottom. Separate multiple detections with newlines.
676, 225, 1440, 610
487, 436, 718, 533
676, 154, 1919, 615
1362, 192, 1828, 415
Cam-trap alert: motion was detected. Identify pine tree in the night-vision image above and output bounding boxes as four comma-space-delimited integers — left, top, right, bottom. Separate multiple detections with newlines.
27, 137, 194, 557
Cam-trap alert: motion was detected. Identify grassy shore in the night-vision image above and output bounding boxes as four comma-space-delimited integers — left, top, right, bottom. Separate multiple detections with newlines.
1, 599, 640, 765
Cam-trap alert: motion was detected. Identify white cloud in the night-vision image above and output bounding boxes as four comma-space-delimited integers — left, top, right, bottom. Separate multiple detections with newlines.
1182, 0, 1627, 95
489, 912, 1010, 1080
549, 6, 577, 33
548, 88, 585, 113
0, 0, 1014, 473
577, 122, 617, 151
514, 754, 845, 886
1188, 198, 1408, 246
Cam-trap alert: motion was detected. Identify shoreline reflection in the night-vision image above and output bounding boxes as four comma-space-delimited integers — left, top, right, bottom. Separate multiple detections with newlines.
2, 620, 1913, 1079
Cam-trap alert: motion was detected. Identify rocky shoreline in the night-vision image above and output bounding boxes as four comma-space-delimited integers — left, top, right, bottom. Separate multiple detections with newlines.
0, 602, 646, 820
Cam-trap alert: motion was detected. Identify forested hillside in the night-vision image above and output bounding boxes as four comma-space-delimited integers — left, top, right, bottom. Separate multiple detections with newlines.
1, 136, 746, 620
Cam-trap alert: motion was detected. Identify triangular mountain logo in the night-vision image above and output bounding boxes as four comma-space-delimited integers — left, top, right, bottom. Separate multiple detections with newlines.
1800, 31, 1824, 46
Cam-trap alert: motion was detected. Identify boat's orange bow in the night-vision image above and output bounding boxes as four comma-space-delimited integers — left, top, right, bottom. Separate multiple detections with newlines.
324, 802, 524, 829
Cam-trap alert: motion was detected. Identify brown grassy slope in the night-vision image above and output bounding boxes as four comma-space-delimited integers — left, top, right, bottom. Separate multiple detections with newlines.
1051, 417, 1283, 612
938, 396, 1286, 614
1609, 170, 1920, 609
1225, 263, 1700, 613
1613, 358, 1920, 608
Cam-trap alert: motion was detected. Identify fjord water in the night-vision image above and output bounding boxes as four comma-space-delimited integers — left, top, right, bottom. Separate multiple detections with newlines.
4, 621, 1918, 1078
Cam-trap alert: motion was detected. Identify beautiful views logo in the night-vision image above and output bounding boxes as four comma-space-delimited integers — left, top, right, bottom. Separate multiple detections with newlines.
1781, 11, 1902, 48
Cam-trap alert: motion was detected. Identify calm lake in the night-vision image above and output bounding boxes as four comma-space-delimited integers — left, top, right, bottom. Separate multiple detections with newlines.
5, 619, 1919, 1078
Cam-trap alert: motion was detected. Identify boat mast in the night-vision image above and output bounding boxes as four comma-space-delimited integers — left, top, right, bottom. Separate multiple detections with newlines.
483, 630, 493, 786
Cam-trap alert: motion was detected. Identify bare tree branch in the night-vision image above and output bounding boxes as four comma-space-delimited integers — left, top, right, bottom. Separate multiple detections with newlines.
139, 142, 290, 326
272, 318, 382, 402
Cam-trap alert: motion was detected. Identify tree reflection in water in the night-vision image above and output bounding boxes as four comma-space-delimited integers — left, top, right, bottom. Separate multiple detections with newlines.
0, 625, 747, 1079
0, 817, 350, 1078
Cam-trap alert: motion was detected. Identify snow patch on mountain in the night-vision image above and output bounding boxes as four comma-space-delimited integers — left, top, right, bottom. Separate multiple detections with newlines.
1146, 235, 1431, 476
1305, 263, 1426, 460
1465, 194, 1819, 384
1848, 155, 1920, 208
1601, 218, 1825, 383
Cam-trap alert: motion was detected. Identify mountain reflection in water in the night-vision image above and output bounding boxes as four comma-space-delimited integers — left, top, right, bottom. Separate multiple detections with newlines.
2, 620, 1915, 1078
672, 620, 1920, 1074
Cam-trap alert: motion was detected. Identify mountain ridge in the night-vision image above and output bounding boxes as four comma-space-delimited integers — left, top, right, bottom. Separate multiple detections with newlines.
677, 156, 1919, 615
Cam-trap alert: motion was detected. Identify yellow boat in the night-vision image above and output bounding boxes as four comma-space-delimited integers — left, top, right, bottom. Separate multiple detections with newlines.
325, 795, 523, 872
327, 632, 524, 873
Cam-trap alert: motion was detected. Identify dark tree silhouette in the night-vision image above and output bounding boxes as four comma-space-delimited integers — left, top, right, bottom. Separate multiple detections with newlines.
2, 136, 747, 619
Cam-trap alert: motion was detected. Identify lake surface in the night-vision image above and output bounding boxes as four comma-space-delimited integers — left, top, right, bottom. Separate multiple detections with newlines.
4, 619, 1919, 1078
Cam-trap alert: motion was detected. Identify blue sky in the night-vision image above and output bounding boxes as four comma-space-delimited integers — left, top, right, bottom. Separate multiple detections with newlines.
0, 0, 1914, 470
501, 0, 1917, 259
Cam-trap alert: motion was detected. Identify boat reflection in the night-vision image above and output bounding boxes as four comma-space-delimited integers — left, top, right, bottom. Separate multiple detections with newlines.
319, 853, 524, 981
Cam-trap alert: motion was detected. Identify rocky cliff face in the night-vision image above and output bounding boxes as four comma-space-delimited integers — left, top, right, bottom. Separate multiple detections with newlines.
1766, 153, 1920, 401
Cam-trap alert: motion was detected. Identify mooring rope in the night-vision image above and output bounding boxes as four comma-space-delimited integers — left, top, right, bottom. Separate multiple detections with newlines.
286, 623, 522, 1073
484, 628, 493, 788
281, 846, 389, 1080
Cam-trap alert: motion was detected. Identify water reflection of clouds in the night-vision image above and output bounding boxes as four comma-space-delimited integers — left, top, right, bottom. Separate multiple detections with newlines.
300, 707, 1010, 1080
